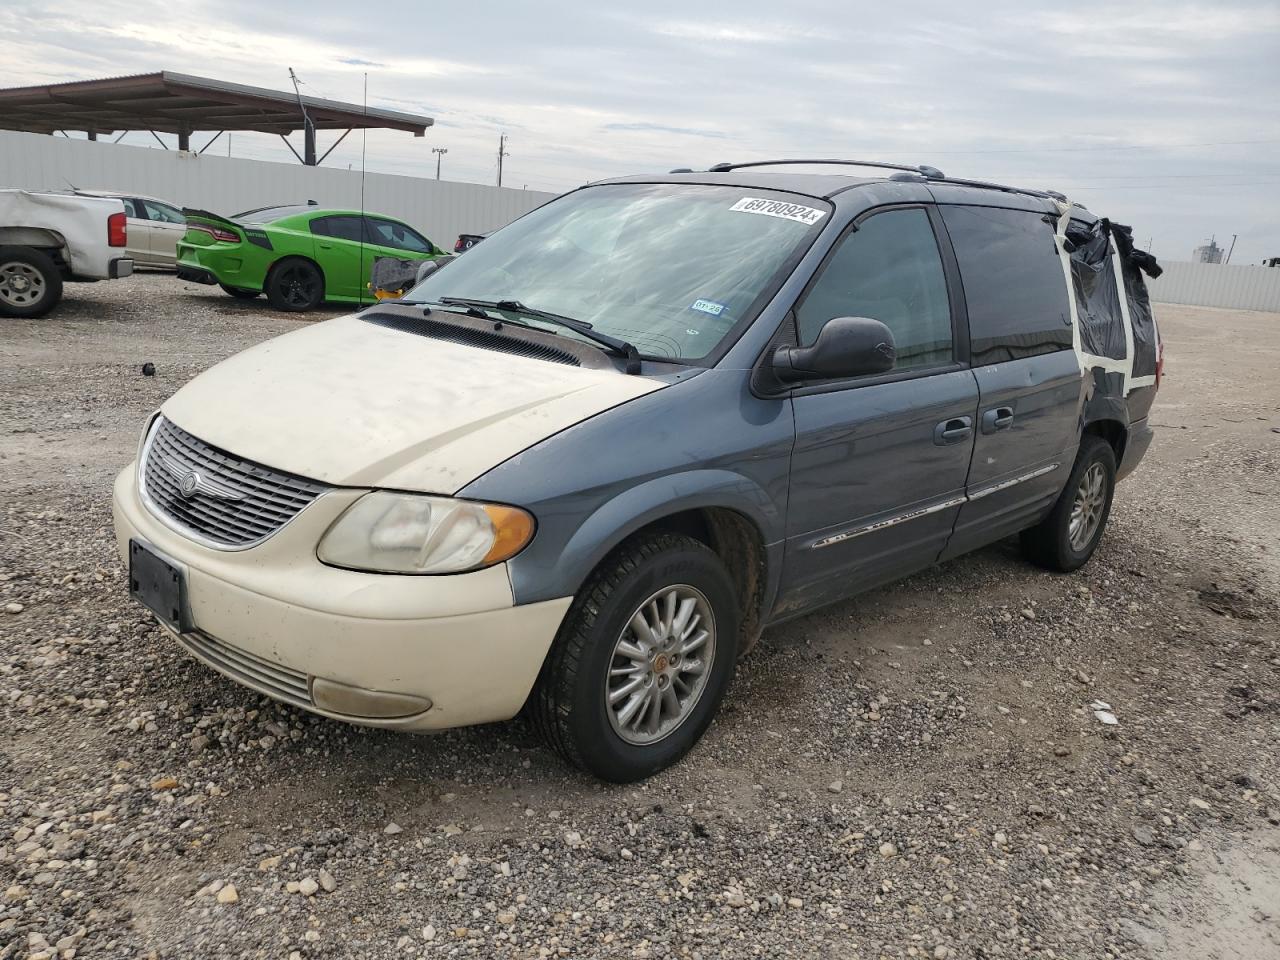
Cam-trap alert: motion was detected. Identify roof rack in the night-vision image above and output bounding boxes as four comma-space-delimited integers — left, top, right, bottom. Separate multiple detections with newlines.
705, 158, 1071, 205
708, 158, 946, 178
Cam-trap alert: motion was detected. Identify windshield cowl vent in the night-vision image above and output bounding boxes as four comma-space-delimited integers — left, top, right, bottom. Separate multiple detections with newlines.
362, 310, 584, 367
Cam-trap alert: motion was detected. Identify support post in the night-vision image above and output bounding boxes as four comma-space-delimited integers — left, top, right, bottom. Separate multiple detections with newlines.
304, 118, 316, 165
177, 124, 191, 152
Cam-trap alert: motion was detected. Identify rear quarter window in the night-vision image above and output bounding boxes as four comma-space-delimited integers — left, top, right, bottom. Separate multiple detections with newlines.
940, 205, 1073, 364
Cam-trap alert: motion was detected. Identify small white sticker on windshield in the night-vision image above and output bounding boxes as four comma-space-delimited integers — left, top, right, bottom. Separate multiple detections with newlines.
729, 197, 826, 225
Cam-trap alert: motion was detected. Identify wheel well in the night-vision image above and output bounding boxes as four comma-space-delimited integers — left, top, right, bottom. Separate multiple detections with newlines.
1084, 419, 1127, 465
629, 508, 768, 654
267, 255, 326, 291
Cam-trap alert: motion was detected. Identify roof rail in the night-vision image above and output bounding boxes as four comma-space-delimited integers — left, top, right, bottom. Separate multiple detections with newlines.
707, 159, 946, 178
706, 159, 1073, 205
930, 176, 1069, 203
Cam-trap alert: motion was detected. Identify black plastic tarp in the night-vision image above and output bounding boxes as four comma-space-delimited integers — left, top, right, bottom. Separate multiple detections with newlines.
1109, 222, 1162, 379
1066, 219, 1127, 361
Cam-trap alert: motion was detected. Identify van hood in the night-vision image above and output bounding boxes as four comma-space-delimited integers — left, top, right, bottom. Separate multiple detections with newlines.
161, 313, 664, 493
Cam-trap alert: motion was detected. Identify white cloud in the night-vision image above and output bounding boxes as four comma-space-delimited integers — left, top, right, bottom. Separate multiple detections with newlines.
1, 0, 1277, 261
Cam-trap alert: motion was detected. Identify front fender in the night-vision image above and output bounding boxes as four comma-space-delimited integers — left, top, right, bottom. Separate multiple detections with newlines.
505, 468, 785, 607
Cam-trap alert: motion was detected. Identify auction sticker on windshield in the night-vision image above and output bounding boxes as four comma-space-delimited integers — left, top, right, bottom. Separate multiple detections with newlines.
729, 197, 827, 225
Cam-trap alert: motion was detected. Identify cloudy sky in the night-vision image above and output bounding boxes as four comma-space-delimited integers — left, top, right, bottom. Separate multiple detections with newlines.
4, 0, 1279, 262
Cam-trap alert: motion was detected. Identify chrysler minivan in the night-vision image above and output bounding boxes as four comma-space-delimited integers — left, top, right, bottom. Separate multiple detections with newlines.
114, 159, 1162, 782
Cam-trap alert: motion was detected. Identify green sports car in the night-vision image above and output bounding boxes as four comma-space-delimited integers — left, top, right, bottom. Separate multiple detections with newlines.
176, 205, 446, 311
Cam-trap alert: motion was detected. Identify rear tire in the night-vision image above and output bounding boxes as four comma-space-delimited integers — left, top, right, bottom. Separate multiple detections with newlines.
1021, 435, 1117, 572
530, 533, 740, 782
265, 258, 324, 312
219, 283, 260, 300
0, 247, 62, 318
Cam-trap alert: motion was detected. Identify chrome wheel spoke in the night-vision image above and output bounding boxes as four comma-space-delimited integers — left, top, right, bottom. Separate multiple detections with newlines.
681, 629, 710, 656
616, 690, 648, 728
609, 676, 644, 704
681, 657, 708, 676
616, 637, 647, 661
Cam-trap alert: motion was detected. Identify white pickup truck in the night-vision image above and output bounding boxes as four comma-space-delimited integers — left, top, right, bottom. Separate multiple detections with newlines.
0, 189, 135, 318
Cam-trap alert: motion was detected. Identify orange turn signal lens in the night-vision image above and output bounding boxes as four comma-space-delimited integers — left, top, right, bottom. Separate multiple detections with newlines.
481, 504, 536, 565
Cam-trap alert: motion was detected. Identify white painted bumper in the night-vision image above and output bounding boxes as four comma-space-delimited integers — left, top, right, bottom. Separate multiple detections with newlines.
112, 463, 570, 730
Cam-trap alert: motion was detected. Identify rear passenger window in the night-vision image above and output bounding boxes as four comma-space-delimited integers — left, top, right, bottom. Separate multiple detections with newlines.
310, 216, 365, 242
939, 205, 1073, 363
795, 208, 953, 372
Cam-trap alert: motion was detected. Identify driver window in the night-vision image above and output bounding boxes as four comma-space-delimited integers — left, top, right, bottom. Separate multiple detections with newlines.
795, 208, 953, 371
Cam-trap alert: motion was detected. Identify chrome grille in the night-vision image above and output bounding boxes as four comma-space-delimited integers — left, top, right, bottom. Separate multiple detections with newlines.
178, 631, 312, 709
141, 416, 329, 548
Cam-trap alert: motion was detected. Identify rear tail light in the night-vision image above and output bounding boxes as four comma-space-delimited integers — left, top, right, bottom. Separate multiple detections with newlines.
189, 223, 240, 243
107, 212, 127, 248
454, 237, 465, 252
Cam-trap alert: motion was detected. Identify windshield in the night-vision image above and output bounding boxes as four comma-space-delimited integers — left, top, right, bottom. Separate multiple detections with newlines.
405, 183, 830, 361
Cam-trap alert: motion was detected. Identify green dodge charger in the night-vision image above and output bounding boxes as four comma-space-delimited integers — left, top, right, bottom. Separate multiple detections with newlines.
176, 205, 445, 311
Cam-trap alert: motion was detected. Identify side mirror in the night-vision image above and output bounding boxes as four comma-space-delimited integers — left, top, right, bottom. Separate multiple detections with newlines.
771, 316, 896, 382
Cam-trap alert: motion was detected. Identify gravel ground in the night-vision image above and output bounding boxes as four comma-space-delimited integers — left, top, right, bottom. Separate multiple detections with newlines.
1, 274, 1278, 960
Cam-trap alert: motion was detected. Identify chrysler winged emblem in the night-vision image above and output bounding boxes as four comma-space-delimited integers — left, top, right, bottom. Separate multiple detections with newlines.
159, 455, 245, 502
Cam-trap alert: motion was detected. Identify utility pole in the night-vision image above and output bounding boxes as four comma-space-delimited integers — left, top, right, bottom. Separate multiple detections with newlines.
497, 133, 510, 187
288, 67, 317, 165
1225, 233, 1238, 265
432, 146, 448, 180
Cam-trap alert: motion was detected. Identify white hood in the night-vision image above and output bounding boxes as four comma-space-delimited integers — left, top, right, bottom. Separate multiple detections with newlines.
161, 313, 662, 493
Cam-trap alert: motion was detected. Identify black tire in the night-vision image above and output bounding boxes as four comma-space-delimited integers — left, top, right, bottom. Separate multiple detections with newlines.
530, 533, 740, 782
265, 258, 324, 312
219, 283, 260, 300
0, 247, 63, 318
1021, 435, 1117, 572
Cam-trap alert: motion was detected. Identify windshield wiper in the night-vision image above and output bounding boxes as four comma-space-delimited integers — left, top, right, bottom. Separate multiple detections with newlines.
436, 297, 642, 374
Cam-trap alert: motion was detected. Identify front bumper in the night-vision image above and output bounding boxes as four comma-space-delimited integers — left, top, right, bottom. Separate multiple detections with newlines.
112, 463, 570, 730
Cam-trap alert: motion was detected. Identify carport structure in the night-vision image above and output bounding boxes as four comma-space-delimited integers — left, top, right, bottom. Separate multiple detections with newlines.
0, 71, 433, 165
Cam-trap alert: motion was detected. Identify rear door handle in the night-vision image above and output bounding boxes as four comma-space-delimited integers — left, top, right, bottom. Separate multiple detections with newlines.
981, 406, 1015, 433
933, 416, 973, 445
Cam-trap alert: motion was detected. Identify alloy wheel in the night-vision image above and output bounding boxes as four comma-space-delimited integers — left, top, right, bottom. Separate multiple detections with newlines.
605, 584, 716, 746
279, 265, 319, 308
1068, 462, 1107, 551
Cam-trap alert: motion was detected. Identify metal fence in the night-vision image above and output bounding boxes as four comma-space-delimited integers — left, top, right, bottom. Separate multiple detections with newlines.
1147, 260, 1280, 312
0, 130, 558, 249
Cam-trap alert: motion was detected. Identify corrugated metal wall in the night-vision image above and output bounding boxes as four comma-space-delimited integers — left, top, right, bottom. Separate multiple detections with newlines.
0, 130, 558, 248
1147, 260, 1280, 312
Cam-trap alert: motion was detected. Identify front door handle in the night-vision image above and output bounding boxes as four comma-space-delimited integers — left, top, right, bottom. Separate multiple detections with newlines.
933, 416, 973, 445
981, 406, 1015, 434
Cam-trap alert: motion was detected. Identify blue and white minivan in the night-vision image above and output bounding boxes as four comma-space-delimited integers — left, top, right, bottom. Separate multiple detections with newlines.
114, 159, 1162, 781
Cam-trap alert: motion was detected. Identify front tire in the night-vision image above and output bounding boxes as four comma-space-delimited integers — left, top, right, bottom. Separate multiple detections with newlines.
0, 247, 63, 318
530, 533, 740, 782
1021, 435, 1117, 572
265, 258, 324, 312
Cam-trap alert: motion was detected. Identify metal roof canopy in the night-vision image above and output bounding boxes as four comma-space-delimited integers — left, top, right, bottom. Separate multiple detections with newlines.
0, 71, 433, 164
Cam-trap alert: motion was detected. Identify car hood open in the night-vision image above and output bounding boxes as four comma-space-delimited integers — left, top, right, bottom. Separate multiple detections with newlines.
160, 313, 663, 493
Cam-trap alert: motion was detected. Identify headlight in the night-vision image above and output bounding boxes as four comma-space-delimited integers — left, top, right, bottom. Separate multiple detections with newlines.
318, 492, 535, 574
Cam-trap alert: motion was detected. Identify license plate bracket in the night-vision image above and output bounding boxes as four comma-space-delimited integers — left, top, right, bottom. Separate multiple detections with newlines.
128, 539, 190, 633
